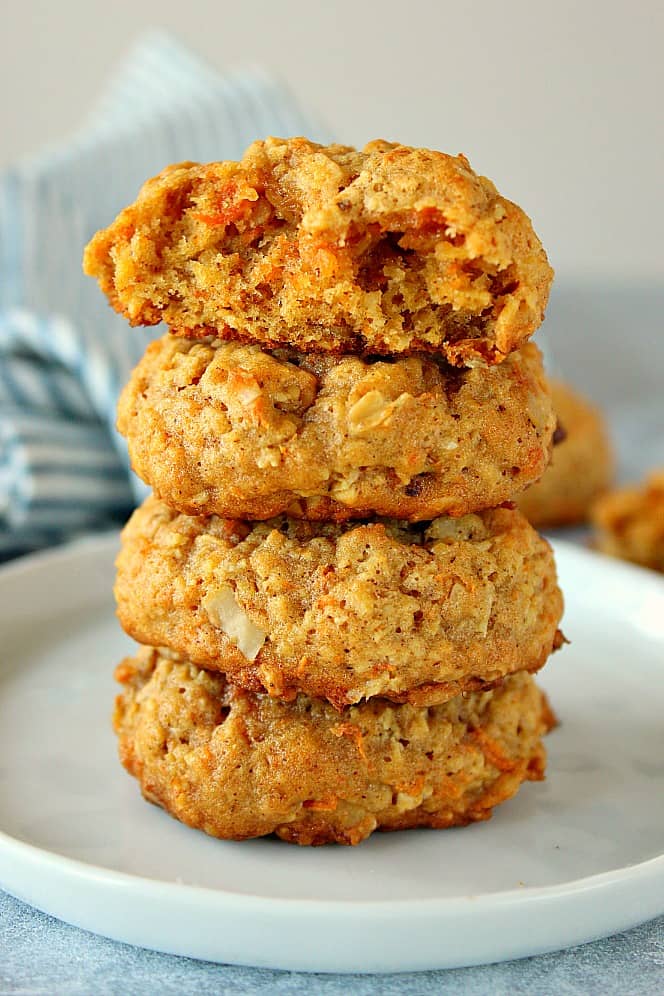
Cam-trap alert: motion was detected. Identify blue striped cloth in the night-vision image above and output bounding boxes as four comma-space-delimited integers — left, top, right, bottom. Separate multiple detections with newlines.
0, 32, 326, 560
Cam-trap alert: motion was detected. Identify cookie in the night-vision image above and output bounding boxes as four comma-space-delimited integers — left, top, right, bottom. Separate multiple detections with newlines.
114, 650, 553, 846
517, 380, 613, 527
115, 497, 564, 708
117, 337, 555, 521
84, 137, 553, 364
591, 470, 664, 572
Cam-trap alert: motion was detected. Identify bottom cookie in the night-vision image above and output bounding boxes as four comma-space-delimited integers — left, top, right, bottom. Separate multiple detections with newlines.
114, 650, 555, 846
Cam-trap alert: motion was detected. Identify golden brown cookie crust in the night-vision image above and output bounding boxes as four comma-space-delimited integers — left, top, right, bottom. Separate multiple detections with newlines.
516, 380, 614, 527
591, 470, 664, 572
117, 337, 555, 521
84, 137, 553, 364
114, 650, 552, 846
115, 497, 564, 708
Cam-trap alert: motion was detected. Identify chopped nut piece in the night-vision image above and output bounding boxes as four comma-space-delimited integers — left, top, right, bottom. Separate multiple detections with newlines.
426, 514, 488, 543
202, 585, 267, 660
348, 390, 410, 434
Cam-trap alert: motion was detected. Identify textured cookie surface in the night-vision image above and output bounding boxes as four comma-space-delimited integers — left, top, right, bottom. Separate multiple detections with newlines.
517, 380, 613, 527
84, 137, 553, 363
591, 470, 664, 572
118, 337, 555, 521
114, 650, 552, 846
116, 497, 564, 707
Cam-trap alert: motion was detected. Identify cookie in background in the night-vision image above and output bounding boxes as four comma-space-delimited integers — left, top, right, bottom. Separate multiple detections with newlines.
591, 471, 664, 573
516, 380, 614, 528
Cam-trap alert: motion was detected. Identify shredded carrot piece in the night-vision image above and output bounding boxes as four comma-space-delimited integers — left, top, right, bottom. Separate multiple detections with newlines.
471, 728, 517, 772
114, 661, 136, 684
193, 182, 254, 227
302, 796, 339, 812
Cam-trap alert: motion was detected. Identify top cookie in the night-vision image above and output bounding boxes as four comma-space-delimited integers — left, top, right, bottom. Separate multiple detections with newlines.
83, 137, 553, 363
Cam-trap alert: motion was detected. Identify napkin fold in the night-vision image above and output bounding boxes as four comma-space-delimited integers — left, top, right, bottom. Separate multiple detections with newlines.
0, 31, 326, 559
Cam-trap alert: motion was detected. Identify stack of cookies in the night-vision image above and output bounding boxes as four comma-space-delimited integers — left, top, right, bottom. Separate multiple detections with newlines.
84, 137, 564, 846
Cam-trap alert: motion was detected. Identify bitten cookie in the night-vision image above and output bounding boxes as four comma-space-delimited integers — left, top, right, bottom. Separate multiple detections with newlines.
115, 497, 564, 708
84, 137, 553, 364
517, 380, 613, 527
118, 337, 555, 521
591, 470, 664, 572
114, 650, 553, 846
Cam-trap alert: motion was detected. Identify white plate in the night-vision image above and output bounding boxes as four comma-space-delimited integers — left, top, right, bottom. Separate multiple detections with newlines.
0, 534, 662, 973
